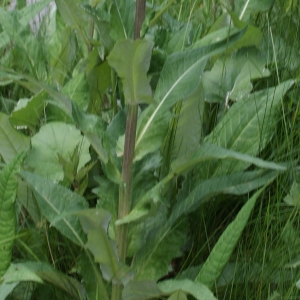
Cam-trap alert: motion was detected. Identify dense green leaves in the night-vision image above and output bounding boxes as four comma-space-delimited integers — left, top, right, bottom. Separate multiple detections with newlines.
107, 39, 154, 105
202, 47, 270, 103
0, 262, 85, 300
20, 171, 88, 246
203, 80, 294, 176
195, 188, 265, 288
0, 152, 25, 277
133, 27, 247, 161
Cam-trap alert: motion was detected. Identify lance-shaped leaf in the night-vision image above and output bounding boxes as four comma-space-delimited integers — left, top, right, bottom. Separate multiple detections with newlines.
80, 250, 109, 300
133, 27, 246, 161
107, 39, 154, 105
171, 142, 286, 176
0, 262, 85, 300
110, 0, 135, 41
133, 170, 278, 279
195, 187, 265, 288
78, 209, 134, 285
0, 152, 25, 277
117, 144, 285, 225
169, 170, 278, 225
158, 279, 217, 300
20, 171, 88, 247
202, 80, 294, 177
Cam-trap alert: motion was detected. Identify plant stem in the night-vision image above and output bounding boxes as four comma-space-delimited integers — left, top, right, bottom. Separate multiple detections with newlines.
112, 1, 146, 299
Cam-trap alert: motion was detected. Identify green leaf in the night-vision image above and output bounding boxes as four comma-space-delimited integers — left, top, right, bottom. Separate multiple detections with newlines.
133, 27, 246, 161
167, 291, 188, 300
284, 181, 300, 206
171, 143, 286, 176
10, 91, 46, 130
49, 22, 77, 87
158, 279, 217, 300
62, 72, 89, 111
1, 262, 85, 300
55, 0, 89, 48
17, 179, 40, 224
169, 170, 278, 225
26, 122, 91, 182
235, 0, 274, 22
132, 170, 278, 280
107, 39, 154, 105
20, 171, 88, 246
80, 250, 109, 300
203, 80, 294, 176
0, 112, 29, 164
202, 47, 270, 103
78, 209, 133, 284
110, 0, 135, 41
82, 5, 114, 52
0, 152, 25, 277
133, 207, 188, 281
71, 101, 108, 164
119, 143, 285, 226
122, 280, 162, 300
195, 187, 266, 288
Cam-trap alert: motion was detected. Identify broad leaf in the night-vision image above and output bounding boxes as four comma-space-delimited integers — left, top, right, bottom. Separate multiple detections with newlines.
195, 187, 265, 288
10, 91, 46, 130
122, 280, 162, 300
26, 122, 91, 182
107, 39, 154, 105
20, 171, 88, 246
0, 152, 25, 277
0, 113, 29, 164
158, 279, 217, 300
62, 72, 89, 111
202, 47, 270, 103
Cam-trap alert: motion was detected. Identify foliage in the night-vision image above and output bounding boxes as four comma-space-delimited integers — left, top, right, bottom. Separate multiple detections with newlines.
0, 0, 298, 299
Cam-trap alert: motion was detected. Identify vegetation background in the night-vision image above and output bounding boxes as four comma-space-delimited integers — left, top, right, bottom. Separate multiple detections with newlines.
0, 0, 299, 299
